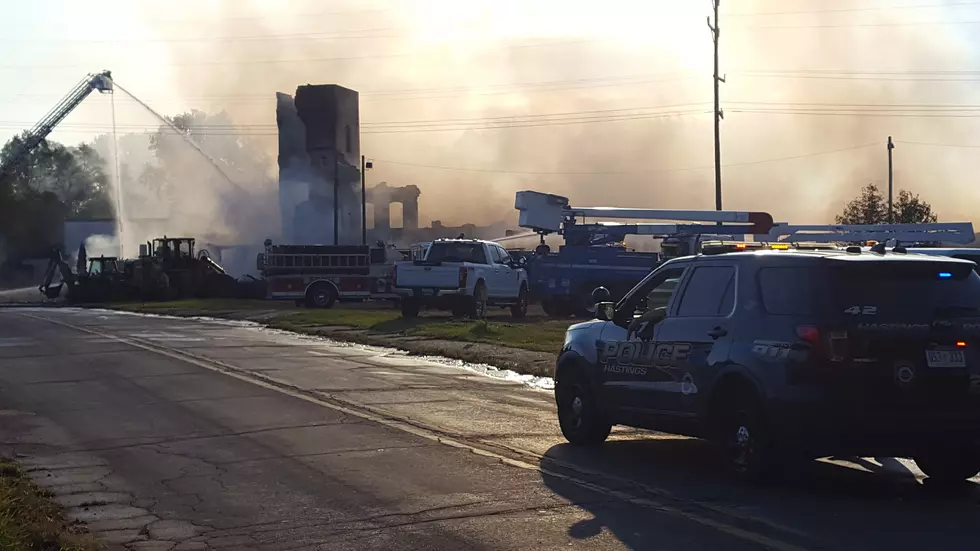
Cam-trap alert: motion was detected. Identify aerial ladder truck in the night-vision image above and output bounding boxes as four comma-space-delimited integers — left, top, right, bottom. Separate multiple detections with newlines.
0, 71, 113, 284
0, 70, 113, 180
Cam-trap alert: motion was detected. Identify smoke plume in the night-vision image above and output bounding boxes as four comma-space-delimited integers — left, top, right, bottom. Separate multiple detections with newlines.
127, 0, 980, 238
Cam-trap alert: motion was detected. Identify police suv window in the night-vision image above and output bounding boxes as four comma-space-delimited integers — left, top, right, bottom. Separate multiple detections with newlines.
675, 266, 736, 317
620, 267, 686, 317
758, 267, 817, 315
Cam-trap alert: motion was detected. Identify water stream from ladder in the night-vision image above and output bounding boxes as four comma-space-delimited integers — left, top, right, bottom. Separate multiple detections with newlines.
111, 81, 243, 191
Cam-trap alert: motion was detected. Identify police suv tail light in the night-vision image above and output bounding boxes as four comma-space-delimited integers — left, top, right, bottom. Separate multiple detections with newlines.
459, 267, 468, 289
795, 325, 820, 344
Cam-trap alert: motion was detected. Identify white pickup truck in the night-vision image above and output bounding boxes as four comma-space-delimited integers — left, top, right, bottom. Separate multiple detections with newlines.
392, 238, 529, 319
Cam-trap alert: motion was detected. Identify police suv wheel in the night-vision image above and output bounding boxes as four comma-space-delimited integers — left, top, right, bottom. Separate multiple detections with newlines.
556, 370, 611, 446
914, 446, 980, 483
717, 390, 771, 482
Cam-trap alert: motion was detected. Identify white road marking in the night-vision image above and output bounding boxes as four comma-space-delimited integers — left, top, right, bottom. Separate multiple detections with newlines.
0, 337, 36, 347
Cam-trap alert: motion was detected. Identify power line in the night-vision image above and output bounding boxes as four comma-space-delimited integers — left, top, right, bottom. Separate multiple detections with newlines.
730, 108, 980, 118
107, 7, 390, 25
724, 0, 980, 17
738, 69, 980, 76
738, 19, 980, 29
0, 38, 601, 70
0, 109, 713, 136
372, 142, 878, 175
0, 102, 713, 128
0, 27, 403, 44
735, 72, 980, 82
0, 72, 699, 104
896, 140, 980, 148
728, 100, 980, 109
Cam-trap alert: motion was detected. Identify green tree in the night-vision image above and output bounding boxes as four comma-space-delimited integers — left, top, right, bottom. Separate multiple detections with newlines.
891, 189, 937, 224
836, 183, 937, 224
0, 133, 113, 218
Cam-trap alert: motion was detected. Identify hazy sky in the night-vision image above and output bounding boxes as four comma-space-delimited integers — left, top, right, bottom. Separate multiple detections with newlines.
5, 0, 980, 228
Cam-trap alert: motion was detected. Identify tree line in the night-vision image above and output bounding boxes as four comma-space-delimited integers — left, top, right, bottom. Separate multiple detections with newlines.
835, 182, 937, 225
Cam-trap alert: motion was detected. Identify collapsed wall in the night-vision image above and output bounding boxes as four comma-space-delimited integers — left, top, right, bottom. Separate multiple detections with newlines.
276, 85, 363, 245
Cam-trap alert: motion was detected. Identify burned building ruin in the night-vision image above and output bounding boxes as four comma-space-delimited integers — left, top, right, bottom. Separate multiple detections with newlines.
276, 85, 362, 245
275, 83, 517, 248
365, 182, 421, 239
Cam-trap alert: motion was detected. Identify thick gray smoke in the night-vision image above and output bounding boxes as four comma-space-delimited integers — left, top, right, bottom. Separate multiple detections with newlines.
132, 0, 980, 232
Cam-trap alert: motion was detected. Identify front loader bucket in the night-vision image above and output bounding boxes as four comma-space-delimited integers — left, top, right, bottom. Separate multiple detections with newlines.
42, 283, 64, 300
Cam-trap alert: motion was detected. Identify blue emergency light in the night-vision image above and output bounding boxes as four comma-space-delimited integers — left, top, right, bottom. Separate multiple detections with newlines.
939, 272, 952, 279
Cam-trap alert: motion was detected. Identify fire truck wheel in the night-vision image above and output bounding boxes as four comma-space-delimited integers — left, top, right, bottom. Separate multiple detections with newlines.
401, 298, 421, 318
305, 283, 337, 309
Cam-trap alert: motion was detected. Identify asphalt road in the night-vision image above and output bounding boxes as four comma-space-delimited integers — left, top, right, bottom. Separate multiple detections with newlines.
1, 308, 979, 550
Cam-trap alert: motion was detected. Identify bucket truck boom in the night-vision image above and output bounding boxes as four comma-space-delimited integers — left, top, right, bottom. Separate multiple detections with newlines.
513, 190, 776, 316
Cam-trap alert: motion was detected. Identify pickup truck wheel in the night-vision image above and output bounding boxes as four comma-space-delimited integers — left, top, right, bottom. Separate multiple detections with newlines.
556, 368, 611, 446
510, 286, 528, 319
914, 445, 980, 483
400, 298, 421, 318
468, 283, 488, 319
305, 283, 337, 309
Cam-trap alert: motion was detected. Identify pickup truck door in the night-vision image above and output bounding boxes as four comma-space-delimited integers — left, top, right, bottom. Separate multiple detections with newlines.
494, 245, 520, 297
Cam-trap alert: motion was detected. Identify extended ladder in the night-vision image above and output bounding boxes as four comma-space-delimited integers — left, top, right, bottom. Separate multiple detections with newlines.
1, 71, 113, 176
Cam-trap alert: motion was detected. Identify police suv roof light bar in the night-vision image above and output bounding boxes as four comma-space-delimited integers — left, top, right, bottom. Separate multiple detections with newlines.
759, 222, 976, 245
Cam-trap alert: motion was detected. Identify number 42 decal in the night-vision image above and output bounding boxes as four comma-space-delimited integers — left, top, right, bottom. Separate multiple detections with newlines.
844, 305, 878, 315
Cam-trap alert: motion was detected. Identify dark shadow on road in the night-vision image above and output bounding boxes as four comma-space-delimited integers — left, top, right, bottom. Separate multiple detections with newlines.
539, 437, 980, 551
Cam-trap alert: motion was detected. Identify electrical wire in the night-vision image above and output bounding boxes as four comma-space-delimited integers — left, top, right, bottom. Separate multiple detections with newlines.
896, 140, 980, 148
0, 27, 403, 44
724, 0, 980, 17
729, 108, 980, 118
738, 20, 980, 29
0, 38, 601, 70
369, 142, 879, 175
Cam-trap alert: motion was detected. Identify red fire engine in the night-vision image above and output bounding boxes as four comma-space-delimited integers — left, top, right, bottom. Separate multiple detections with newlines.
257, 242, 399, 308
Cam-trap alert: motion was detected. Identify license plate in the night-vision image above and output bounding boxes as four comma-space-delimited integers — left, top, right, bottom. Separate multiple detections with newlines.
925, 349, 966, 368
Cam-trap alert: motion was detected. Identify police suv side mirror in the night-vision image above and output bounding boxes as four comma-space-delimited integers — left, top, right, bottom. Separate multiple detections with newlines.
595, 302, 615, 321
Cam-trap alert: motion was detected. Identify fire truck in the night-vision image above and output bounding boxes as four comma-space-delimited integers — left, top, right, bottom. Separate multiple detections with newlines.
256, 241, 401, 308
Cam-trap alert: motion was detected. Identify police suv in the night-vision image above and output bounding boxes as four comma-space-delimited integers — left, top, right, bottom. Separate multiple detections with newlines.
554, 244, 980, 482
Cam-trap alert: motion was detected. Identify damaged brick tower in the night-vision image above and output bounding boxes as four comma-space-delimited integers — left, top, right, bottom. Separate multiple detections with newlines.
276, 85, 362, 245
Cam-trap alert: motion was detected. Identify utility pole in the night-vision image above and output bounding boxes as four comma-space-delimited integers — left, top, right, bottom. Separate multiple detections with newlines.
887, 136, 895, 223
708, 0, 725, 211
361, 155, 372, 245
333, 156, 340, 246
